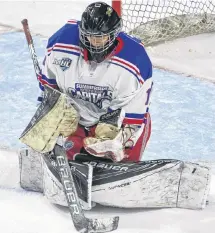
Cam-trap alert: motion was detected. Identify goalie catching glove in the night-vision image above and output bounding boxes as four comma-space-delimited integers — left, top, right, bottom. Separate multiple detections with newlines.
19, 85, 79, 153
83, 109, 138, 162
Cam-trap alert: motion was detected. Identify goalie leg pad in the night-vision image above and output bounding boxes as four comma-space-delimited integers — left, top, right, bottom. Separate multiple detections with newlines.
90, 160, 211, 209
177, 162, 211, 209
19, 148, 43, 192
19, 147, 94, 210
42, 153, 94, 210
19, 149, 211, 210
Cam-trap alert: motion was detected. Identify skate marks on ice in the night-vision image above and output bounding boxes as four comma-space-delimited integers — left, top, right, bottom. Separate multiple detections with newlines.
0, 150, 215, 233
148, 68, 215, 161
0, 32, 45, 150
0, 23, 23, 34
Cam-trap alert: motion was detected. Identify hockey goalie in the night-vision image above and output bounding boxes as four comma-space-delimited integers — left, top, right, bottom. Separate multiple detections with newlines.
19, 1, 211, 214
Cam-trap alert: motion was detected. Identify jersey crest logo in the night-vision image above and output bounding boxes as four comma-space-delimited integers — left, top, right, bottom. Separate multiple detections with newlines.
53, 57, 72, 71
67, 83, 113, 109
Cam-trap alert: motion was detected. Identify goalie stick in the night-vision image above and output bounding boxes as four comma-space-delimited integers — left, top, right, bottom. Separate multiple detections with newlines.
21, 19, 41, 78
54, 144, 119, 233
21, 19, 119, 233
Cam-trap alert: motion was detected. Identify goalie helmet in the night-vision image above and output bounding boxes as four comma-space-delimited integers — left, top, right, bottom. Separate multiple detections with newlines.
79, 2, 122, 63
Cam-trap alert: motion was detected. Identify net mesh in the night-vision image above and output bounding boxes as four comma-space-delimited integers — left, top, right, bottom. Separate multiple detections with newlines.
122, 0, 215, 46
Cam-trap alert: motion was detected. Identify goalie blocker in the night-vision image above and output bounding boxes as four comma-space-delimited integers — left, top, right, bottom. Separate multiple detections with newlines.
19, 147, 211, 210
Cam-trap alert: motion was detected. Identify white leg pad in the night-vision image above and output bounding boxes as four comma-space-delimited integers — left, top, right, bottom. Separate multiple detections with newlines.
19, 148, 43, 192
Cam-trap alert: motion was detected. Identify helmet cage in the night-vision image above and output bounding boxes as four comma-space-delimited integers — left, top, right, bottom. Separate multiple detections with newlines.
79, 24, 121, 54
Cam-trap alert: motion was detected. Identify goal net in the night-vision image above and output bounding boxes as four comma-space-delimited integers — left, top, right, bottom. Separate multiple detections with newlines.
113, 0, 215, 46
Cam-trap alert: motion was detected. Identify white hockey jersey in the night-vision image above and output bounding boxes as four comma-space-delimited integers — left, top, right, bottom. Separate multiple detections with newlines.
38, 19, 153, 131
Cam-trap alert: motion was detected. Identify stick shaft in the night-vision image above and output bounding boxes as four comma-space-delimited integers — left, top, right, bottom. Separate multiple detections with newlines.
21, 18, 41, 77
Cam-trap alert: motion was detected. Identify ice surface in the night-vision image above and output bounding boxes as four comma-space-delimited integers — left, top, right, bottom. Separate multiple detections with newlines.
0, 32, 44, 149
148, 69, 215, 161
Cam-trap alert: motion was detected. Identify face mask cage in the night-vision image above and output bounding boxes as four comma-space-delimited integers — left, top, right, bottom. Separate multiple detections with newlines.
79, 25, 121, 54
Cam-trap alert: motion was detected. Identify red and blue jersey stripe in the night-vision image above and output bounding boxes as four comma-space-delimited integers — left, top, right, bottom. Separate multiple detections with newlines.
38, 74, 58, 91
47, 43, 81, 56
123, 113, 146, 125
110, 56, 144, 84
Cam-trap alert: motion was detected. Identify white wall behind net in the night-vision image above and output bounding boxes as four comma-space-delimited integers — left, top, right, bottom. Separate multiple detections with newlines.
0, 1, 111, 37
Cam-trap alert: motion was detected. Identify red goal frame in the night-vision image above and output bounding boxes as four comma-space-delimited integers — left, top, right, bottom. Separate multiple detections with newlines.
112, 0, 122, 17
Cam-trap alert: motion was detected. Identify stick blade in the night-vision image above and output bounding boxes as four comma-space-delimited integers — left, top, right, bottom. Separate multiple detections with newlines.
87, 216, 119, 233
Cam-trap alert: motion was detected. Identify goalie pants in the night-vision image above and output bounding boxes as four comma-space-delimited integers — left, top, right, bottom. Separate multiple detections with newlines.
65, 113, 151, 162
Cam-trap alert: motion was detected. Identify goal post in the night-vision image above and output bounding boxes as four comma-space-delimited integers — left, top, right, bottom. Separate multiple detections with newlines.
112, 0, 121, 17
112, 0, 215, 46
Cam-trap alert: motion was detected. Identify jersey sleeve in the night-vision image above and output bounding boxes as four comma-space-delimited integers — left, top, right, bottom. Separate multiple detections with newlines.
110, 77, 153, 123
37, 53, 58, 102
110, 55, 153, 145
